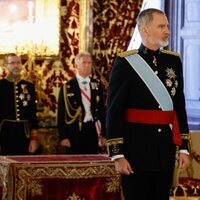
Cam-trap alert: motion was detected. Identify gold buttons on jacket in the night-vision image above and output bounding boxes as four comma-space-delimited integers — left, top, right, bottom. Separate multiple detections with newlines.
158, 128, 162, 133
15, 83, 20, 120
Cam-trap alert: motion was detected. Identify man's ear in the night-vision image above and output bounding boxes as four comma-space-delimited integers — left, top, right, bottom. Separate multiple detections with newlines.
141, 27, 148, 35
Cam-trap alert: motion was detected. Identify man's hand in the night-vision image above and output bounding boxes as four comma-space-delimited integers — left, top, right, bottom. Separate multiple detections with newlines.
114, 157, 134, 175
60, 138, 71, 147
98, 137, 107, 147
29, 140, 40, 153
178, 153, 190, 170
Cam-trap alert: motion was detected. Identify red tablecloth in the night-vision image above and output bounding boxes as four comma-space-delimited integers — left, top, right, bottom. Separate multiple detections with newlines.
0, 155, 122, 200
171, 177, 200, 197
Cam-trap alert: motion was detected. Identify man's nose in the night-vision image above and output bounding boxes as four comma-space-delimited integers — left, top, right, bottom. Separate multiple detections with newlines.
165, 27, 170, 35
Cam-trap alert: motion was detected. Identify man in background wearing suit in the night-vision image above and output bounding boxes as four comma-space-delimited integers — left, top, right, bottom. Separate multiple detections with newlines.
0, 53, 39, 155
57, 52, 106, 154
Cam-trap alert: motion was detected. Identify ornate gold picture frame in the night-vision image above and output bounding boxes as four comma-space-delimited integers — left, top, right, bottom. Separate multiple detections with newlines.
0, 0, 60, 57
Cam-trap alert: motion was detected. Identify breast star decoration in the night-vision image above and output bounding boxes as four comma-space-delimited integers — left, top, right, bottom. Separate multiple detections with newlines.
165, 67, 178, 96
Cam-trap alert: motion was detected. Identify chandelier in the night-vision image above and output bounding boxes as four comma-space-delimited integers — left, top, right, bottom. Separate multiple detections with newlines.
0, 0, 60, 57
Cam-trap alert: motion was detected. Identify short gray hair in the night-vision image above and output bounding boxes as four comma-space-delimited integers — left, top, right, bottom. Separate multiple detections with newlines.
74, 52, 92, 64
137, 8, 165, 31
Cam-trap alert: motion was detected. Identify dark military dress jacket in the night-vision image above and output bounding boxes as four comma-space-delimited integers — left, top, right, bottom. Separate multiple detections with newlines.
0, 76, 37, 155
106, 44, 189, 171
57, 76, 106, 149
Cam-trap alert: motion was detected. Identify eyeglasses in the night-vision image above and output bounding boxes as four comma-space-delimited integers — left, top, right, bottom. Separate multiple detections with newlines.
7, 61, 21, 65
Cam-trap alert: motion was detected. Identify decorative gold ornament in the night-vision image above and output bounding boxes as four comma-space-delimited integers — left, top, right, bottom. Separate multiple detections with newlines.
0, 0, 60, 57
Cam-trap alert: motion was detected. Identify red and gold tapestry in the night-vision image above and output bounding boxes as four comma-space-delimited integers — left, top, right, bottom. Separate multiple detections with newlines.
92, 0, 143, 88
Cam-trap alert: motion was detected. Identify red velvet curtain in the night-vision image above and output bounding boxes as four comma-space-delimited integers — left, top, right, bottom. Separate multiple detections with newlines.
92, 0, 143, 87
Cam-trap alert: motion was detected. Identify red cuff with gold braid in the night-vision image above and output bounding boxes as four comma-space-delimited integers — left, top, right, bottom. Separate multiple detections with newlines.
124, 109, 182, 146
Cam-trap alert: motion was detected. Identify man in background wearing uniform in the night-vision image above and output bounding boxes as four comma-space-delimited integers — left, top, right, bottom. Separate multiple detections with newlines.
106, 8, 190, 200
0, 53, 39, 155
57, 52, 106, 154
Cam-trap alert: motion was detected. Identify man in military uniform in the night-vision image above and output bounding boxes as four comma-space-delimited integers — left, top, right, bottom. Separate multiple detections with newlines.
106, 8, 190, 200
0, 53, 39, 155
57, 52, 106, 154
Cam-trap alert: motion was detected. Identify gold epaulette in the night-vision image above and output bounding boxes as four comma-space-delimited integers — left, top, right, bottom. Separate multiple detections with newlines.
23, 78, 33, 84
91, 77, 100, 83
161, 49, 180, 57
118, 49, 138, 57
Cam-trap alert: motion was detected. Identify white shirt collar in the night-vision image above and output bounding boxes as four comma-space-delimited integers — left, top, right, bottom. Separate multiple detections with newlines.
76, 73, 90, 84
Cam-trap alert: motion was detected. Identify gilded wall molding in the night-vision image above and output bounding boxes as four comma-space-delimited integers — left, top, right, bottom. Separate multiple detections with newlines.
79, 0, 93, 53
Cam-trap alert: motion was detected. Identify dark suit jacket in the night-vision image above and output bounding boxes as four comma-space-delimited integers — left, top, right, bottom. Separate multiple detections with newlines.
57, 76, 106, 153
0, 78, 37, 155
106, 44, 189, 171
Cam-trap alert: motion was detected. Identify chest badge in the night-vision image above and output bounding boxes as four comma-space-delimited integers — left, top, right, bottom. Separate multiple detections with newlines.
165, 68, 178, 96
19, 84, 31, 106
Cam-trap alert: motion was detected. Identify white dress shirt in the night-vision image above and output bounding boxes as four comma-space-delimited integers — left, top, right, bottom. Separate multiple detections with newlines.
76, 73, 93, 122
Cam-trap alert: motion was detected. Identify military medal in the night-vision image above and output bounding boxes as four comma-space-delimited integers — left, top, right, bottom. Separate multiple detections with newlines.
19, 93, 25, 100
166, 68, 176, 79
19, 84, 31, 106
21, 84, 28, 93
23, 101, 28, 106
152, 56, 157, 66
91, 82, 98, 90
27, 94, 31, 101
96, 95, 100, 103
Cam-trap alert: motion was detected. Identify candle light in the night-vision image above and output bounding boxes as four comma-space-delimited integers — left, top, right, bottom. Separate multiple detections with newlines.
28, 0, 34, 23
